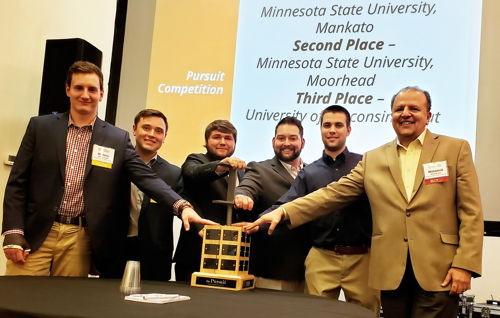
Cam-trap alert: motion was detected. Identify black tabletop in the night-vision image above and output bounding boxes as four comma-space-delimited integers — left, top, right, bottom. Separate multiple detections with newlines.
0, 276, 374, 318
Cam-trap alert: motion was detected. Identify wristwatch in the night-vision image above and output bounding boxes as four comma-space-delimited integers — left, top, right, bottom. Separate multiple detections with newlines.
173, 200, 193, 217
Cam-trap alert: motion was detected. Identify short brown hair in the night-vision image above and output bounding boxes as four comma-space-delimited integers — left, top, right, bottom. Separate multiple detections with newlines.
134, 109, 168, 131
320, 105, 351, 127
275, 116, 303, 138
66, 61, 104, 91
204, 120, 237, 143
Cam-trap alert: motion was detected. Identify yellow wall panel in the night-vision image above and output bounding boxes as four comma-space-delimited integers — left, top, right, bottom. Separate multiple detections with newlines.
147, 0, 240, 165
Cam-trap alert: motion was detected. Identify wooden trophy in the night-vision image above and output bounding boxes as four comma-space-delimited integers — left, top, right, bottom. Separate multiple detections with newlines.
190, 169, 255, 290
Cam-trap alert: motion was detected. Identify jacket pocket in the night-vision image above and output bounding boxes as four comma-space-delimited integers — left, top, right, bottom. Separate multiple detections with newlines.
440, 232, 459, 245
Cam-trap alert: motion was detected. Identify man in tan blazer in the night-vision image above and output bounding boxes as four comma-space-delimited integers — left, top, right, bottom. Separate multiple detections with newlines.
247, 87, 483, 318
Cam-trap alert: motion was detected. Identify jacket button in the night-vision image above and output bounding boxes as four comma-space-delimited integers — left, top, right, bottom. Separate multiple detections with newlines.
406, 212, 411, 217
404, 237, 408, 242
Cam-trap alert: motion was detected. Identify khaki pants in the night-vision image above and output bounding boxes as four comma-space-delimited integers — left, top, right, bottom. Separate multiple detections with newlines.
255, 276, 304, 292
6, 222, 91, 277
305, 246, 380, 316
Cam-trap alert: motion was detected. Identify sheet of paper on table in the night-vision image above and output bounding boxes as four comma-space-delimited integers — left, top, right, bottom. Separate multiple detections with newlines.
124, 293, 191, 304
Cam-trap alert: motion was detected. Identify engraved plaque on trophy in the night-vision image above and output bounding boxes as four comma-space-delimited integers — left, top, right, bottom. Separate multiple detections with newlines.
191, 169, 255, 291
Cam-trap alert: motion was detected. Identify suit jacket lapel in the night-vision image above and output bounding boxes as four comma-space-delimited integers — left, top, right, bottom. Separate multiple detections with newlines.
386, 140, 408, 201
270, 156, 295, 184
85, 117, 107, 179
54, 112, 70, 180
411, 130, 439, 199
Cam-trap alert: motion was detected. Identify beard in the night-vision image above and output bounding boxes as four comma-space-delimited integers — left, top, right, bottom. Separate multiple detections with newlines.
275, 146, 301, 162
207, 147, 235, 160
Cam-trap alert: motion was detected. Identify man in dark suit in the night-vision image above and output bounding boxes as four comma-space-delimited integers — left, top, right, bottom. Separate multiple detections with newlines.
248, 87, 483, 318
126, 109, 180, 281
2, 61, 213, 278
174, 120, 245, 281
234, 116, 309, 291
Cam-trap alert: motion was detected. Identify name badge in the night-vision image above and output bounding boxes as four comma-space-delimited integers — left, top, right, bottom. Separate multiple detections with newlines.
91, 144, 115, 169
423, 161, 448, 184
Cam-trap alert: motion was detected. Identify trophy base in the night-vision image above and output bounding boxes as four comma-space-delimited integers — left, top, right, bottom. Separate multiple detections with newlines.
191, 272, 255, 291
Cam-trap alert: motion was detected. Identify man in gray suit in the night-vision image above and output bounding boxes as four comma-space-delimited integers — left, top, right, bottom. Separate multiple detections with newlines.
2, 61, 213, 278
234, 116, 309, 291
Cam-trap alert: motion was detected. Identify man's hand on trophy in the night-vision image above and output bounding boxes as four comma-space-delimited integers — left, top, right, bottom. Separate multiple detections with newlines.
216, 157, 246, 173
180, 207, 217, 231
234, 194, 254, 211
231, 222, 259, 234
244, 208, 284, 235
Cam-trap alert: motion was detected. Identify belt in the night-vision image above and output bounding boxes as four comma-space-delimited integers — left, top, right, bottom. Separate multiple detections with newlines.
55, 214, 87, 227
324, 245, 369, 255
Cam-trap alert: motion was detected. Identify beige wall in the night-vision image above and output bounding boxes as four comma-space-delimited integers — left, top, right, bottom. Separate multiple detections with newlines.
470, 0, 500, 302
0, 0, 117, 274
114, 0, 157, 134
476, 0, 500, 222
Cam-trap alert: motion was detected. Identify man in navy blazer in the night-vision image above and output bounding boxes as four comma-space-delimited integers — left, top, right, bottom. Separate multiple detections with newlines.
2, 61, 212, 278
126, 109, 181, 281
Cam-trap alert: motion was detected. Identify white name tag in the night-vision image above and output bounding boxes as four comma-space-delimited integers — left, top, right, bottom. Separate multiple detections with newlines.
91, 144, 115, 169
423, 161, 448, 184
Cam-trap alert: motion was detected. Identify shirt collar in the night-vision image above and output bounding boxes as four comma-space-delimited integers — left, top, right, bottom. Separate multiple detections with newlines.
322, 147, 348, 164
396, 129, 426, 149
279, 158, 304, 174
147, 154, 158, 167
68, 114, 97, 129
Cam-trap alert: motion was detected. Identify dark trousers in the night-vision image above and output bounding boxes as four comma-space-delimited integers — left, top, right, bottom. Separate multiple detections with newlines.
174, 262, 198, 282
126, 236, 172, 281
381, 255, 459, 318
125, 236, 141, 261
